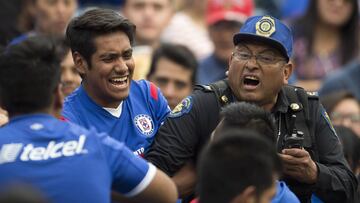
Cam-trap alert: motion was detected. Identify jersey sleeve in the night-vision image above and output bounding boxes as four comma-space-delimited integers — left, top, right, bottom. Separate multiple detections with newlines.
147, 81, 170, 125
312, 103, 358, 203
97, 132, 156, 197
145, 90, 219, 176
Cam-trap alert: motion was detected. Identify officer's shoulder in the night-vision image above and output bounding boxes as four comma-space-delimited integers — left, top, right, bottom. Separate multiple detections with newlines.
283, 85, 319, 100
194, 84, 214, 92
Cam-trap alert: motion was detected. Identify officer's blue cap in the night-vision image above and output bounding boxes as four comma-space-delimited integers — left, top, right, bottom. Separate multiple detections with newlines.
233, 15, 293, 62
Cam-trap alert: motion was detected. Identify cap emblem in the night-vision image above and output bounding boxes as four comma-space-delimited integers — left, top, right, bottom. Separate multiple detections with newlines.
255, 16, 275, 37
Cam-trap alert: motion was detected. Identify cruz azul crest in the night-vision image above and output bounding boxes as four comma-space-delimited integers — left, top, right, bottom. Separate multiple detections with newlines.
134, 114, 154, 136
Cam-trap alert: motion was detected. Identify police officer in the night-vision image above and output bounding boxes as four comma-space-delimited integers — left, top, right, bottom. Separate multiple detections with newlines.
146, 15, 357, 203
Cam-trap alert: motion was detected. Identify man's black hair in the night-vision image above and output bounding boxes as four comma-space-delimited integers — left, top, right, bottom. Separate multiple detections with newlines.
66, 8, 136, 68
218, 102, 277, 143
198, 129, 282, 203
0, 36, 63, 116
147, 43, 198, 85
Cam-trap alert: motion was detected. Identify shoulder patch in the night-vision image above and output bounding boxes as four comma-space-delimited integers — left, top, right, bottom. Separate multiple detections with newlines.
194, 84, 213, 92
306, 91, 319, 98
321, 108, 337, 136
149, 82, 158, 101
169, 96, 193, 118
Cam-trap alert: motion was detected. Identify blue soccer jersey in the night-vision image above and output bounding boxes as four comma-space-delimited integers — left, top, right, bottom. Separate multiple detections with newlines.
0, 114, 156, 203
62, 80, 170, 156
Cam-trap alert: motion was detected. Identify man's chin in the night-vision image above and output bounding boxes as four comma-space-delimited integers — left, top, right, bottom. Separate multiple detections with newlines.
239, 91, 260, 102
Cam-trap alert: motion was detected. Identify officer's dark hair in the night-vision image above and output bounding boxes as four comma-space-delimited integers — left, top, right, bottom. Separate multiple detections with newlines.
66, 8, 136, 68
198, 129, 282, 203
0, 36, 63, 116
334, 125, 360, 173
294, 0, 359, 65
218, 102, 277, 143
147, 43, 198, 85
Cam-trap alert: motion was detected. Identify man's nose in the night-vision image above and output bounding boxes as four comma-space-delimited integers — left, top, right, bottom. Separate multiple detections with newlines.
245, 55, 260, 70
163, 83, 176, 99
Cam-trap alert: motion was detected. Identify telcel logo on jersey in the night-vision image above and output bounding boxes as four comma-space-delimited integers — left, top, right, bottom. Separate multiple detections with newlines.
0, 135, 87, 164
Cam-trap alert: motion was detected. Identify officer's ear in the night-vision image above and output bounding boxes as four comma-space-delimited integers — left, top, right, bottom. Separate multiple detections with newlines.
282, 61, 293, 85
228, 53, 234, 70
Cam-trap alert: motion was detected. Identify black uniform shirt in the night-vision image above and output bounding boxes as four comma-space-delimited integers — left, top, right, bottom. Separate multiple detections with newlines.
146, 82, 357, 203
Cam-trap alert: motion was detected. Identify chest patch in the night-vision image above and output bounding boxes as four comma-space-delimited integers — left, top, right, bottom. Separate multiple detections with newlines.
134, 114, 154, 136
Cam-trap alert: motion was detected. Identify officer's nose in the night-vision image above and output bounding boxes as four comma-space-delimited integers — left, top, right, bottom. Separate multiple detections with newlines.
245, 55, 259, 70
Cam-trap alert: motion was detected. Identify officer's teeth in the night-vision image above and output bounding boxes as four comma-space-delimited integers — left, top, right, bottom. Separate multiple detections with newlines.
245, 76, 258, 80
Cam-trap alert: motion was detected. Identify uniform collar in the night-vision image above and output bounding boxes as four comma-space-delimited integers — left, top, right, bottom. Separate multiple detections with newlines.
271, 88, 289, 114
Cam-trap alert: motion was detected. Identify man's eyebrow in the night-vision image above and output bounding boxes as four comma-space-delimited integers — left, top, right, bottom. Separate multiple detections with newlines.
99, 53, 120, 58
123, 48, 133, 53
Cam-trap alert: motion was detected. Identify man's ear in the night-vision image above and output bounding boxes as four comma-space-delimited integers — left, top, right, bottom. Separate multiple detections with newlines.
283, 61, 293, 85
72, 52, 88, 76
228, 53, 234, 69
230, 186, 257, 203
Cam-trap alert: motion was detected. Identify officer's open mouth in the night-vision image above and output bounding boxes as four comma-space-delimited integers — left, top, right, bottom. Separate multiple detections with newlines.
243, 76, 260, 86
109, 76, 128, 86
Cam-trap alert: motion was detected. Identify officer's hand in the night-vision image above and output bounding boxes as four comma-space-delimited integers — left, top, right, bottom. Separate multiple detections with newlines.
279, 148, 318, 184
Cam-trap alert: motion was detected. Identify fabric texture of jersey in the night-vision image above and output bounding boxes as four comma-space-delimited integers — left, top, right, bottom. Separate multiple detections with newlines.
62, 80, 170, 156
0, 114, 155, 203
273, 181, 300, 203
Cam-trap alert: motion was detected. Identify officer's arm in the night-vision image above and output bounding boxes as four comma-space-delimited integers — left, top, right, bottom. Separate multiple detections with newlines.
313, 104, 358, 203
145, 95, 203, 176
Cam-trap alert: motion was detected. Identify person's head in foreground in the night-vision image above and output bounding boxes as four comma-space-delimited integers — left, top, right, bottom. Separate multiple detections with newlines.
198, 129, 282, 203
0, 36, 63, 118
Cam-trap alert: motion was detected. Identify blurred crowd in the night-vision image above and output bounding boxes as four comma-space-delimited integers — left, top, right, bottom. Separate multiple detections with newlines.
0, 0, 360, 203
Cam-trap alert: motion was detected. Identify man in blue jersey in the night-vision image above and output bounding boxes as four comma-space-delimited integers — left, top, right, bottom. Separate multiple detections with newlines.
62, 8, 170, 156
0, 36, 177, 203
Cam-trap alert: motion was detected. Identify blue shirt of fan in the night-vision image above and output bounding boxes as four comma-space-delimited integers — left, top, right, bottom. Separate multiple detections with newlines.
0, 114, 155, 203
62, 80, 170, 156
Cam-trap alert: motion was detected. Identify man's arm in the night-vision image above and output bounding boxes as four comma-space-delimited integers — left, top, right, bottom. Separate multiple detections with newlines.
172, 162, 197, 198
145, 95, 202, 176
98, 132, 178, 203
112, 169, 178, 203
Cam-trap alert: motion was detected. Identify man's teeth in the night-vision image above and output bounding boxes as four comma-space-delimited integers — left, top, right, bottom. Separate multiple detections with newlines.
245, 76, 258, 80
111, 76, 127, 82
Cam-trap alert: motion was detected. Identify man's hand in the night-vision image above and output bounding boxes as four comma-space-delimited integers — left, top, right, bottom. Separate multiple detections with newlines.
279, 148, 318, 184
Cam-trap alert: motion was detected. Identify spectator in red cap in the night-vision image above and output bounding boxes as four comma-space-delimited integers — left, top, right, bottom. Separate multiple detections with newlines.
197, 0, 254, 84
